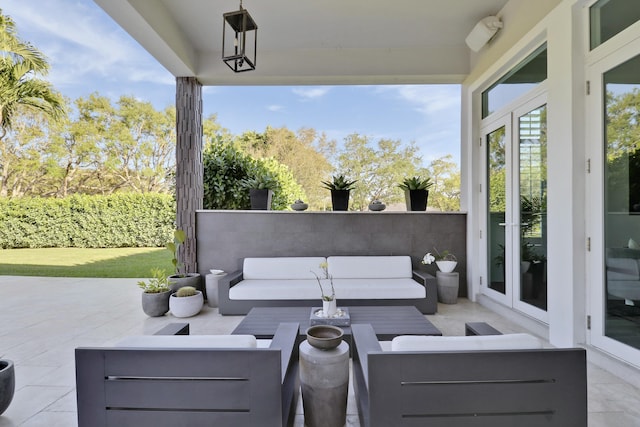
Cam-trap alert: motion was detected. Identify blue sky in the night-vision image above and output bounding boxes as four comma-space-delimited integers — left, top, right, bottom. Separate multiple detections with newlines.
3, 0, 461, 166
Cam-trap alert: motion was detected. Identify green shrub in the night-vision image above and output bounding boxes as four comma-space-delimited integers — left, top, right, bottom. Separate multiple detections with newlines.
0, 193, 175, 249
203, 143, 304, 210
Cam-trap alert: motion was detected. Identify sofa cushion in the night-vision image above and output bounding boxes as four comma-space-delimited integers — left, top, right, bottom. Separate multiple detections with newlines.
229, 278, 425, 300
328, 256, 412, 279
607, 257, 640, 281
243, 257, 326, 280
116, 335, 258, 348
391, 333, 543, 352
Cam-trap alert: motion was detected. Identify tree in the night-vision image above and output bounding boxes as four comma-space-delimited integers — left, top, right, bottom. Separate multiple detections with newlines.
202, 141, 304, 210
335, 133, 423, 211
0, 10, 64, 196
236, 126, 334, 209
426, 155, 460, 211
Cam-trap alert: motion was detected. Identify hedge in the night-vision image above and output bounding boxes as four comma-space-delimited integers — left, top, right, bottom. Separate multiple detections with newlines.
0, 193, 175, 249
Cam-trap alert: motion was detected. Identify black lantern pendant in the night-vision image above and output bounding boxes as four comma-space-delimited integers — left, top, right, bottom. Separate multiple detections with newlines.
222, 0, 257, 72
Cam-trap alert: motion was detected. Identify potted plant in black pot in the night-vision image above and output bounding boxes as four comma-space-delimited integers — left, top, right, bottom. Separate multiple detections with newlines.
138, 268, 171, 317
167, 229, 202, 292
399, 176, 433, 211
322, 174, 357, 211
241, 175, 277, 210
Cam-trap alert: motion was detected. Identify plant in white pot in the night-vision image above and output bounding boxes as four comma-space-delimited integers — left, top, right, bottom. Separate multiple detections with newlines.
169, 286, 204, 318
137, 268, 171, 317
167, 229, 201, 292
422, 247, 457, 273
311, 261, 337, 317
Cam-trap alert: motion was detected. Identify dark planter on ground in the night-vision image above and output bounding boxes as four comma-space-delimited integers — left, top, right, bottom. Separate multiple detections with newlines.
249, 189, 273, 210
404, 189, 429, 211
330, 190, 350, 211
141, 290, 171, 317
169, 273, 202, 292
0, 359, 15, 415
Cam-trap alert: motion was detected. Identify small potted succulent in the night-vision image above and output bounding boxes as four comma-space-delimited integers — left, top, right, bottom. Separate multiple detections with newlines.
241, 174, 277, 210
167, 229, 202, 292
399, 176, 433, 211
138, 268, 171, 317
169, 286, 204, 318
321, 174, 357, 211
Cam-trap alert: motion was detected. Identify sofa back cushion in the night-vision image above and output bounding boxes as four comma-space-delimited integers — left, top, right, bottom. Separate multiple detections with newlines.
328, 256, 412, 279
391, 333, 543, 352
243, 257, 327, 280
607, 257, 640, 281
116, 335, 258, 348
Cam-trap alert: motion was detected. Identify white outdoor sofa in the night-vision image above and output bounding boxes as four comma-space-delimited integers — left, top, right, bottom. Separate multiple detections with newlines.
217, 256, 437, 315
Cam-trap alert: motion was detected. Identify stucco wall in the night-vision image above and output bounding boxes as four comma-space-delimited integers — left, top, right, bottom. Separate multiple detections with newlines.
196, 210, 468, 297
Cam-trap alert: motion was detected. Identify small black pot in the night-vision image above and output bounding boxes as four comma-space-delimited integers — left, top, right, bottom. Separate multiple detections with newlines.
0, 359, 15, 415
330, 189, 350, 211
250, 189, 273, 210
404, 189, 429, 211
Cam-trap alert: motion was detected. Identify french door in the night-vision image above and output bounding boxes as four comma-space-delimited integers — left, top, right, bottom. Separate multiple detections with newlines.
482, 93, 548, 322
588, 42, 640, 364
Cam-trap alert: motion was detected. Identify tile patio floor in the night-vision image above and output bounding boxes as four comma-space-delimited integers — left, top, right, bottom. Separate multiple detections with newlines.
1, 276, 639, 426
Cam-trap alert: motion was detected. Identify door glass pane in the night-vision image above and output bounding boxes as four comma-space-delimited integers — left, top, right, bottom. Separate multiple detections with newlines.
482, 44, 547, 118
519, 105, 547, 310
604, 53, 640, 350
590, 0, 640, 50
488, 126, 506, 294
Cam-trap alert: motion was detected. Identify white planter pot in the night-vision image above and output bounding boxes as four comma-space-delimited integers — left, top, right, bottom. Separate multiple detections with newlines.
436, 260, 457, 273
322, 299, 337, 317
169, 291, 204, 318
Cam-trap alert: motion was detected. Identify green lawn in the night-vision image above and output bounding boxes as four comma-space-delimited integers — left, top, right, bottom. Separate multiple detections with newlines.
0, 248, 173, 278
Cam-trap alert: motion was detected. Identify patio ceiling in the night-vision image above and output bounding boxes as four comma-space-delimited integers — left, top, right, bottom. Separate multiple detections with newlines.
93, 0, 509, 85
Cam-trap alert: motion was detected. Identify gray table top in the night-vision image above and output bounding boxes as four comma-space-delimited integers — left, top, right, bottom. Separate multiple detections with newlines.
232, 305, 442, 340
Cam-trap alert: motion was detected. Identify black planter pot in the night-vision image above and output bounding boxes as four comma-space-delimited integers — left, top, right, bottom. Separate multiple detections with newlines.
249, 189, 273, 210
404, 189, 429, 211
0, 359, 15, 415
330, 189, 350, 211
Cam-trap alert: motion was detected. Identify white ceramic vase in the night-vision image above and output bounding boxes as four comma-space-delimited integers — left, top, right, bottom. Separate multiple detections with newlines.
322, 299, 337, 317
436, 260, 457, 273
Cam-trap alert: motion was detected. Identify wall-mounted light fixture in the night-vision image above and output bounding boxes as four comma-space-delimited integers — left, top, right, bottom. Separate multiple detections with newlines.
465, 16, 503, 52
222, 0, 257, 72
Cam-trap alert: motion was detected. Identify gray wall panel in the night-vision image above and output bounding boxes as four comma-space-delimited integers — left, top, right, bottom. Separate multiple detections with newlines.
196, 211, 467, 296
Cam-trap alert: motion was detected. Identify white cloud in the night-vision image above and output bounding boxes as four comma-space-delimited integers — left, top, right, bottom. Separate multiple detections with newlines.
292, 87, 331, 100
388, 85, 460, 116
267, 104, 284, 112
3, 0, 173, 94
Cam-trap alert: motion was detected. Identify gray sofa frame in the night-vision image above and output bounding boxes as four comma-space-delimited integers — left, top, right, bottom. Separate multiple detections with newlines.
218, 269, 437, 315
75, 322, 300, 427
352, 323, 587, 427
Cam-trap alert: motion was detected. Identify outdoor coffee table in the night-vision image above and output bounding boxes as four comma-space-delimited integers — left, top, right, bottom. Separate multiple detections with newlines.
231, 306, 442, 341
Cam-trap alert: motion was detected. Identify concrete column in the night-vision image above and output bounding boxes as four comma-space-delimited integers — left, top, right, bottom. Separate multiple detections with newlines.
175, 77, 203, 273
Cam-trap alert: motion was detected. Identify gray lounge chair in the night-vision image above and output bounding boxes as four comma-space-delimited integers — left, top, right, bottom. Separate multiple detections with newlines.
75, 322, 299, 427
352, 323, 587, 427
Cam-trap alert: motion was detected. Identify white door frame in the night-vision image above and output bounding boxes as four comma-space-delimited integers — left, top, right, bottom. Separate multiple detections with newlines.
480, 90, 549, 323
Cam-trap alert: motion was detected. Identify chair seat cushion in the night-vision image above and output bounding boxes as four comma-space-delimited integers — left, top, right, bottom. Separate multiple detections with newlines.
391, 333, 543, 352
115, 335, 258, 348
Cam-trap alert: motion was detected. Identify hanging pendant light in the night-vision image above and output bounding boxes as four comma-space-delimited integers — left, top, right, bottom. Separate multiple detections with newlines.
222, 0, 258, 72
